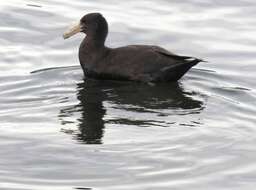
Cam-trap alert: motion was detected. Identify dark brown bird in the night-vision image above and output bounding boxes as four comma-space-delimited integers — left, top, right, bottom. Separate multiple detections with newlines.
63, 13, 203, 83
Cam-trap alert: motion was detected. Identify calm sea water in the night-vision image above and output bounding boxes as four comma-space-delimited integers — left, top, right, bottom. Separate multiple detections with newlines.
1, 0, 256, 189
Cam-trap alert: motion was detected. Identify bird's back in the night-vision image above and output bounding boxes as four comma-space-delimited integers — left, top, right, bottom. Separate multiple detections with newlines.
88, 45, 201, 82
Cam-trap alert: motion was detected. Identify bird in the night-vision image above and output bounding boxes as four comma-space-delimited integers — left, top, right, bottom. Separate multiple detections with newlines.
63, 13, 203, 83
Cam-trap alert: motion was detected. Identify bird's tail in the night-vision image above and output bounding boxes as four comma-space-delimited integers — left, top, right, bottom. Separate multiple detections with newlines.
158, 58, 203, 82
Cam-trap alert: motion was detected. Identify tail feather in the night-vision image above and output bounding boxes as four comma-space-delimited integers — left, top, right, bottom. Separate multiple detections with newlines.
156, 58, 203, 82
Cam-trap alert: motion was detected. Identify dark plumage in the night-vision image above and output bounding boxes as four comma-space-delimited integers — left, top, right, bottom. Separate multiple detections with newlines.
63, 13, 203, 83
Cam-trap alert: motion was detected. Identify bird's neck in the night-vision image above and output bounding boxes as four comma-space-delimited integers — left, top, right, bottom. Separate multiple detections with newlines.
81, 35, 106, 50
79, 35, 108, 69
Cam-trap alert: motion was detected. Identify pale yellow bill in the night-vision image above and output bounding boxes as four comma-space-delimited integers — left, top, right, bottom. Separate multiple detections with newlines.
63, 22, 81, 39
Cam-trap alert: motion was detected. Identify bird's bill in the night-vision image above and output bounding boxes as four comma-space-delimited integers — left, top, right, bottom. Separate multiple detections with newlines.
63, 22, 81, 39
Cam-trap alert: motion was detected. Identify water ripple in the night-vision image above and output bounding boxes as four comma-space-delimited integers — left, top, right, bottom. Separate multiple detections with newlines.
1, 0, 256, 190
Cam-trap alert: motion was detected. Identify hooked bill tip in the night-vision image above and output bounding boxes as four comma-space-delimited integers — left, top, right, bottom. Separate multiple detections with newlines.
63, 33, 70, 39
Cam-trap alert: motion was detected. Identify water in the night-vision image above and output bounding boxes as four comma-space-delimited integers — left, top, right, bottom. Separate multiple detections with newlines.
1, 0, 256, 189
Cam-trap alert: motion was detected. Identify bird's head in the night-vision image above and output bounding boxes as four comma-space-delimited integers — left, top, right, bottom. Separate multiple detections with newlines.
63, 13, 108, 40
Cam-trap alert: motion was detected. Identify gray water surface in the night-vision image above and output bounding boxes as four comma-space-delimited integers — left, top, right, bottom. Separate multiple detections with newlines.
1, 0, 256, 189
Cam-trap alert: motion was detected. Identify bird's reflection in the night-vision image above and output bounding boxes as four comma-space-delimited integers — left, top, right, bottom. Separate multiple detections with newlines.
75, 81, 105, 144
59, 79, 205, 144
